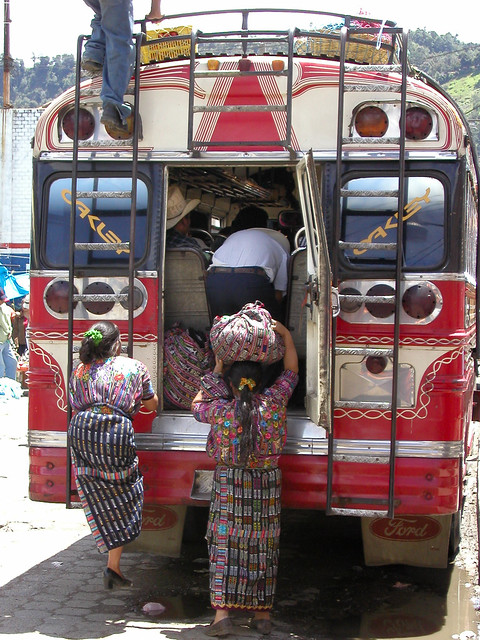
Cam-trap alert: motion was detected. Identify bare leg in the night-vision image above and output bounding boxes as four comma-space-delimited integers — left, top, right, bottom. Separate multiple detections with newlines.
213, 609, 229, 623
107, 546, 124, 576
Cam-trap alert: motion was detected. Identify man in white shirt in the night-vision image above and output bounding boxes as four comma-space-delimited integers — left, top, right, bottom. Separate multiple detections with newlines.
206, 206, 290, 321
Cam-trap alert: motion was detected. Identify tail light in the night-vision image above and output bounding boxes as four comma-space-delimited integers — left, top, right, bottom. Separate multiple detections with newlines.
405, 107, 433, 140
365, 283, 395, 318
62, 108, 95, 140
45, 280, 78, 314
355, 106, 389, 137
402, 283, 436, 319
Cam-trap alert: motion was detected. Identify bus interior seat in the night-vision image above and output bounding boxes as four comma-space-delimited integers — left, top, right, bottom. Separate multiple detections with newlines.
164, 248, 212, 333
286, 247, 307, 358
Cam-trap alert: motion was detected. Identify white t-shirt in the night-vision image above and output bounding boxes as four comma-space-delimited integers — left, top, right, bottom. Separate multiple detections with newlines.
211, 228, 290, 294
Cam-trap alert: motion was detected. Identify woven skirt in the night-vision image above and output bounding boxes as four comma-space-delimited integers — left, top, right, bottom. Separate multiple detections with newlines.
68, 411, 143, 553
206, 465, 282, 611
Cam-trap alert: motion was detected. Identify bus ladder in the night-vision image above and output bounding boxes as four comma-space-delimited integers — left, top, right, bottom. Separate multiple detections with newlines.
186, 11, 295, 156
327, 25, 409, 518
65, 33, 144, 509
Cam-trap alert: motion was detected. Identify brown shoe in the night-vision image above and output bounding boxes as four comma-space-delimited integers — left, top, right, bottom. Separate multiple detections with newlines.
203, 617, 233, 637
249, 618, 272, 635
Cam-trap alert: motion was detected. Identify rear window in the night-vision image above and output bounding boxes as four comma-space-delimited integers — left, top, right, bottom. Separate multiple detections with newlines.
340, 175, 446, 269
44, 176, 149, 268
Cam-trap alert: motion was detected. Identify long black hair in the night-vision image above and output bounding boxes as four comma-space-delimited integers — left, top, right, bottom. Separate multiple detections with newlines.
78, 321, 120, 364
228, 361, 263, 463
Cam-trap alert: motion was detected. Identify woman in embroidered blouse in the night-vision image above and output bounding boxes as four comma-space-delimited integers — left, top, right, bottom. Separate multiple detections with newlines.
192, 320, 298, 637
68, 321, 158, 590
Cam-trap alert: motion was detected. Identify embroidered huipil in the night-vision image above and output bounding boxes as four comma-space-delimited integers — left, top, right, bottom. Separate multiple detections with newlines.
69, 356, 155, 417
192, 369, 299, 469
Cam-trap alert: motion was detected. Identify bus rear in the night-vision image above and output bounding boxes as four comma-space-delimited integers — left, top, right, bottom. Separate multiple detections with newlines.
28, 9, 479, 562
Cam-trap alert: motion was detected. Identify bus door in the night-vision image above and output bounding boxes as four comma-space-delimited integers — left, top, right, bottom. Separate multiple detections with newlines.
295, 152, 333, 429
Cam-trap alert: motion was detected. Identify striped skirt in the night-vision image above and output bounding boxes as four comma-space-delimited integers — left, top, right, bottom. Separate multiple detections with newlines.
68, 411, 143, 554
206, 465, 282, 611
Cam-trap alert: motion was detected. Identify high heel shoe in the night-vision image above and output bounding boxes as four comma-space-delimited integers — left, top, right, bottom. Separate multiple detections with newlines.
103, 567, 133, 590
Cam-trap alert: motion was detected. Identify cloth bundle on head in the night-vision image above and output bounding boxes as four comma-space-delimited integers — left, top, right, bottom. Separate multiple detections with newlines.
163, 323, 215, 409
209, 301, 285, 365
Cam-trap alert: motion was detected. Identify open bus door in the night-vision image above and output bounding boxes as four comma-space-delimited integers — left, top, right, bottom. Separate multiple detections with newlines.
295, 151, 334, 430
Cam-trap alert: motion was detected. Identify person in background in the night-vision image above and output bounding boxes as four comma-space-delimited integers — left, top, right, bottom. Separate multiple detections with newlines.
165, 185, 202, 250
12, 296, 29, 357
192, 321, 299, 637
0, 289, 17, 380
81, 0, 162, 136
206, 205, 290, 320
68, 321, 158, 589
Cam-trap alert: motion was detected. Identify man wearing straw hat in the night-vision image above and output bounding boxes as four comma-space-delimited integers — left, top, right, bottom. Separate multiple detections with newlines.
165, 185, 202, 250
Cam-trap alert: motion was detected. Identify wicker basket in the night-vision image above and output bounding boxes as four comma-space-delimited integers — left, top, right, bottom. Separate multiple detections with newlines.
141, 26, 192, 64
295, 29, 393, 65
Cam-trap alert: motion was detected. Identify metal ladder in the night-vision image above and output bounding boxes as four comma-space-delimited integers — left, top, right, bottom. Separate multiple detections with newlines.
326, 25, 409, 518
65, 33, 144, 508
185, 10, 295, 155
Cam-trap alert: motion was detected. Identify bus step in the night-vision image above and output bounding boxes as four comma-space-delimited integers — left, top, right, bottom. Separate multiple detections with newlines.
193, 105, 287, 113
76, 191, 132, 199
73, 293, 129, 303
67, 502, 84, 510
339, 189, 399, 197
344, 83, 401, 93
342, 136, 401, 144
335, 346, 394, 357
334, 400, 392, 410
328, 507, 389, 517
338, 241, 397, 251
345, 63, 402, 73
74, 242, 130, 251
78, 139, 133, 147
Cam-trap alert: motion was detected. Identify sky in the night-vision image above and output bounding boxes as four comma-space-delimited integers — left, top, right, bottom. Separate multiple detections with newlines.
4, 0, 480, 65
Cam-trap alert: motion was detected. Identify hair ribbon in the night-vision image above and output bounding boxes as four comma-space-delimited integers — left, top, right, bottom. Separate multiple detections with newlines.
238, 377, 256, 391
84, 328, 103, 346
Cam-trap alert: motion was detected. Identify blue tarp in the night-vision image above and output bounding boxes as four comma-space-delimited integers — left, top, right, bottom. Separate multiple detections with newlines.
0, 265, 29, 300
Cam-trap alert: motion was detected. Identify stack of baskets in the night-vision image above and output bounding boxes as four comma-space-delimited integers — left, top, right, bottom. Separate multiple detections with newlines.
295, 20, 394, 65
141, 26, 193, 64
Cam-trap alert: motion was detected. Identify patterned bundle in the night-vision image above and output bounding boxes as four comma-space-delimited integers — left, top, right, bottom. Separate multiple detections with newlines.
163, 324, 215, 409
209, 301, 285, 365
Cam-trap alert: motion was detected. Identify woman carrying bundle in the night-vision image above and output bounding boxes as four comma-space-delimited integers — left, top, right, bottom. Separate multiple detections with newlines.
191, 321, 298, 636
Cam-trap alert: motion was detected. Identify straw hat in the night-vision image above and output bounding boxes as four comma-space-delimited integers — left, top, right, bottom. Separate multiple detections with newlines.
166, 185, 200, 230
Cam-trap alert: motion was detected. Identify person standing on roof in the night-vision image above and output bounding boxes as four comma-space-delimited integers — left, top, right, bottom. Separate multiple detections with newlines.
81, 0, 163, 136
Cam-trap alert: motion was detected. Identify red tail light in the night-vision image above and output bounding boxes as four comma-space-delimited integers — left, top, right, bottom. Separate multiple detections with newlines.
402, 283, 436, 319
365, 284, 395, 318
62, 108, 95, 140
405, 107, 433, 140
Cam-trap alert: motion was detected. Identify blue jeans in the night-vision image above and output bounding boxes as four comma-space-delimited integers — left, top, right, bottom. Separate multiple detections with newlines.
0, 339, 17, 380
83, 0, 134, 115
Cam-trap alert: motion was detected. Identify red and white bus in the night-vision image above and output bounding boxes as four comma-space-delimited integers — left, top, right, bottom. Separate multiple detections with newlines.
28, 8, 479, 562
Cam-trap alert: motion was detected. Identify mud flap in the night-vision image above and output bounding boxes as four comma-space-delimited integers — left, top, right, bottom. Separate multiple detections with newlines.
361, 514, 452, 568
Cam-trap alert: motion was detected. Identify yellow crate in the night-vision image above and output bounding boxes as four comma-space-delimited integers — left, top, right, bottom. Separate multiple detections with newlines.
296, 30, 392, 65
141, 26, 192, 64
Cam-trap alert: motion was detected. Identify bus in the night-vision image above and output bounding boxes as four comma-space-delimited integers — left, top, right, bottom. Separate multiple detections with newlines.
28, 8, 479, 564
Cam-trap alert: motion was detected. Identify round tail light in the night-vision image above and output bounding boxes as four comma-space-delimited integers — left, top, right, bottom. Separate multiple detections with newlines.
355, 106, 389, 137
83, 282, 115, 315
405, 107, 433, 140
366, 355, 387, 374
340, 287, 363, 313
62, 108, 95, 140
402, 283, 436, 319
119, 286, 144, 310
365, 284, 395, 318
45, 280, 78, 314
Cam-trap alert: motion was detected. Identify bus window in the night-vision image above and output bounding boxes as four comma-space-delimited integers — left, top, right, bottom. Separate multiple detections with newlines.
341, 176, 446, 269
44, 177, 149, 268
